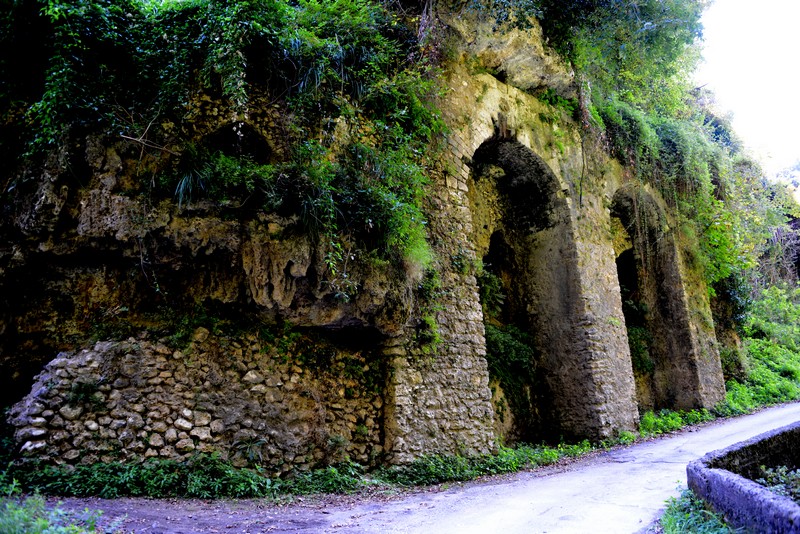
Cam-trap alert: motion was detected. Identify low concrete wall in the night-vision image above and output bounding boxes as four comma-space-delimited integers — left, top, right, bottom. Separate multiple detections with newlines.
687, 420, 800, 533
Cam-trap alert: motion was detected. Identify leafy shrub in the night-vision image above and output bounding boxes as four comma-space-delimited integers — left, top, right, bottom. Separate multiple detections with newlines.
714, 380, 758, 417
535, 88, 578, 120
289, 462, 365, 495
639, 410, 683, 436
376, 442, 589, 487
627, 326, 654, 374
615, 430, 638, 446
379, 454, 475, 486
10, 455, 277, 499
183, 454, 276, 499
680, 409, 715, 426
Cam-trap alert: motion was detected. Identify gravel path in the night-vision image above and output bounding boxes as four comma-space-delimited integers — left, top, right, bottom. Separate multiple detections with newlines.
55, 402, 800, 533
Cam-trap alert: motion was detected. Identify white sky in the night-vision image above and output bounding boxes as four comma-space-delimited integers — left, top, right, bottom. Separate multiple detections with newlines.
695, 0, 800, 175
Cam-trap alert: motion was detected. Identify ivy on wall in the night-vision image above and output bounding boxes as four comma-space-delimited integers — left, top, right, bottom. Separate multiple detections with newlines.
1, 0, 447, 299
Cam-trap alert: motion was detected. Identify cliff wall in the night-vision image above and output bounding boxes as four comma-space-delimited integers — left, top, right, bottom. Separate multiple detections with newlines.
3, 12, 725, 467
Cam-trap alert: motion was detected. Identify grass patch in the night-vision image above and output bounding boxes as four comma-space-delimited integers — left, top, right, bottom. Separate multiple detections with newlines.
659, 488, 736, 533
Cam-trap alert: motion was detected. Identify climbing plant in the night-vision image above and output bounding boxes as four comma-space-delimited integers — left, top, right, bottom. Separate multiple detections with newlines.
484, 323, 540, 438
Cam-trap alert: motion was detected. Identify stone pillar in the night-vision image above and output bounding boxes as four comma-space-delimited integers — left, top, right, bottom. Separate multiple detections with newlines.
382, 142, 496, 462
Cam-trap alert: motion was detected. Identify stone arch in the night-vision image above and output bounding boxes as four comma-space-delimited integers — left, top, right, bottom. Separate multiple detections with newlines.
611, 184, 710, 410
469, 138, 603, 441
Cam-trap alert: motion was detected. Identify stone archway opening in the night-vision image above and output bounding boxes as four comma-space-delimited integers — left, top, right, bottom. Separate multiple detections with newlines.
611, 185, 701, 412
469, 137, 578, 443
611, 215, 656, 411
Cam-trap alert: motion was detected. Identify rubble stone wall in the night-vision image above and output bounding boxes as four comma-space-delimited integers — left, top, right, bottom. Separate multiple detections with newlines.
10, 333, 385, 472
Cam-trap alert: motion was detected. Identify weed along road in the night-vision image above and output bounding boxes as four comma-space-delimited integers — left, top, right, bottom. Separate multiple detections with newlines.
55, 402, 800, 533
282, 402, 800, 534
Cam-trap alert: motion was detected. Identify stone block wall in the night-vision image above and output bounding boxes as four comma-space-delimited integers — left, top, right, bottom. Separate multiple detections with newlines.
382, 135, 497, 462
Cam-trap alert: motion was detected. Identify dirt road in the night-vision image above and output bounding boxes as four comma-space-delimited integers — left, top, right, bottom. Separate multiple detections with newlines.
57, 402, 800, 533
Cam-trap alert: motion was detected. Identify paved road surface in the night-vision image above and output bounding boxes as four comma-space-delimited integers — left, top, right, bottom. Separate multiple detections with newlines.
56, 402, 800, 533
299, 402, 800, 534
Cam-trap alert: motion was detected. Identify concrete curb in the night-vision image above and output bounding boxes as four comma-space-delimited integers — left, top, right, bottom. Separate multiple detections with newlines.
687, 419, 800, 533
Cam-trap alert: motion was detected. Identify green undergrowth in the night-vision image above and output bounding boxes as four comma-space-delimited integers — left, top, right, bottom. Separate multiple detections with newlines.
757, 465, 800, 505
715, 283, 800, 417
0, 402, 791, 503
659, 488, 736, 534
0, 480, 108, 534
0, 440, 605, 500
639, 409, 714, 437
0, 418, 724, 502
374, 441, 595, 486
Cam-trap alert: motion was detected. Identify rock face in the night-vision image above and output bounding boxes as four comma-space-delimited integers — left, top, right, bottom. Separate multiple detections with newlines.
3, 14, 725, 466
